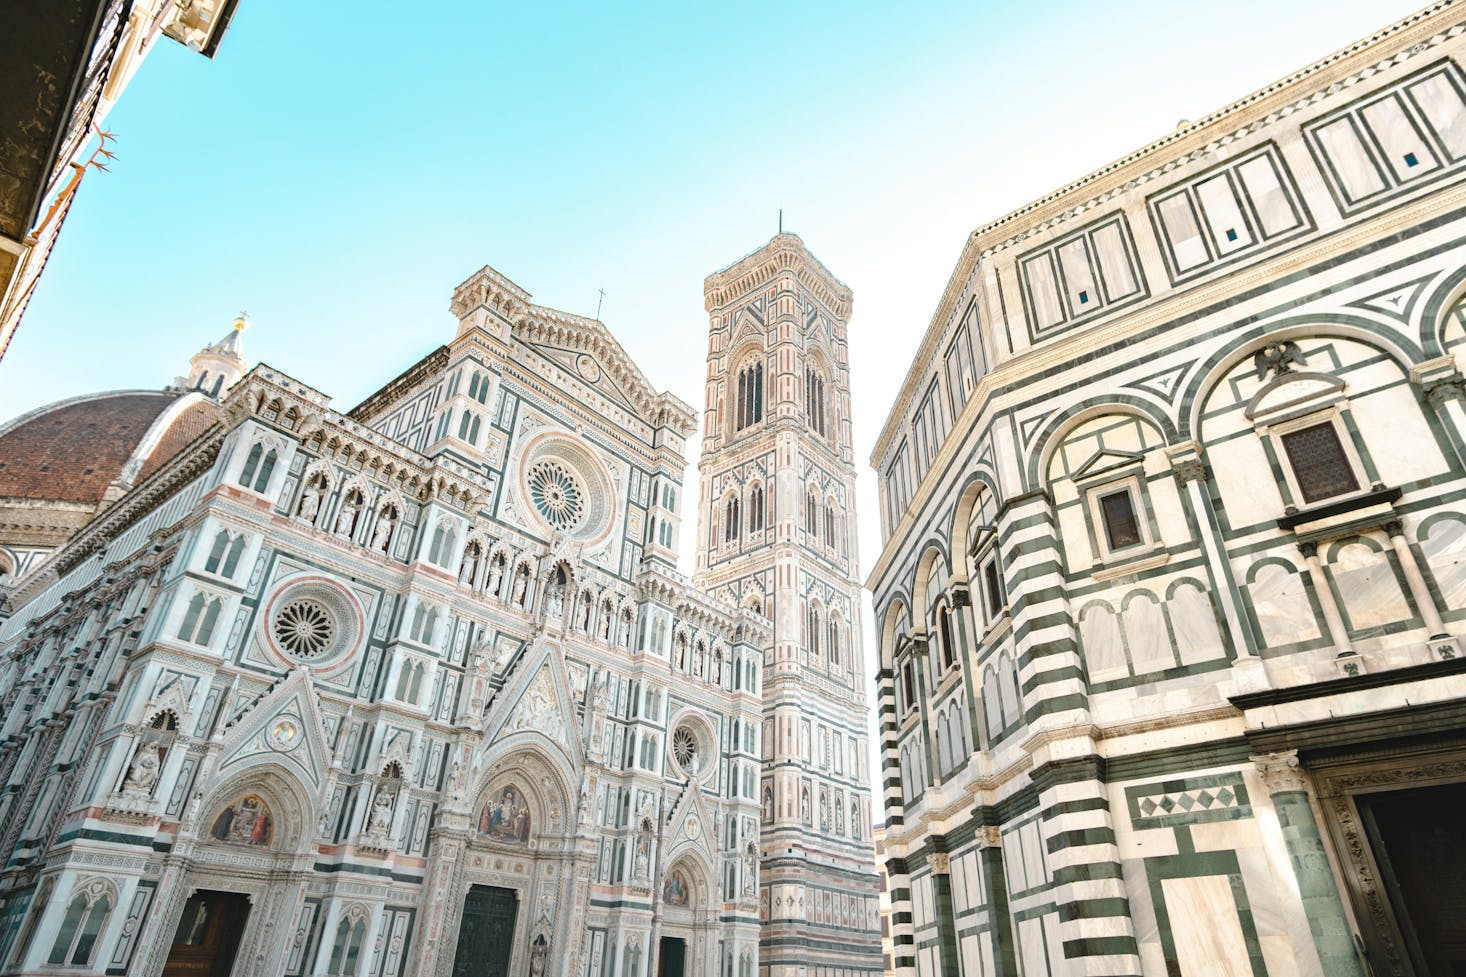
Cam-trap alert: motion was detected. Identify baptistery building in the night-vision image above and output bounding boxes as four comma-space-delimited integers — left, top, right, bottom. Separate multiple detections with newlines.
870, 5, 1466, 977
0, 243, 873, 976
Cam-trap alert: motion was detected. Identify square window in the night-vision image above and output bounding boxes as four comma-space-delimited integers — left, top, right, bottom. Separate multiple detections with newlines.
982, 558, 1005, 619
1280, 422, 1360, 504
1225, 228, 1239, 242
1404, 152, 1419, 167
1078, 289, 1090, 304
1099, 489, 1143, 550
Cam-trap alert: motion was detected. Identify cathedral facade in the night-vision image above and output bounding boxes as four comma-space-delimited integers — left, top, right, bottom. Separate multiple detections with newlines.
870, 5, 1466, 977
0, 245, 854, 976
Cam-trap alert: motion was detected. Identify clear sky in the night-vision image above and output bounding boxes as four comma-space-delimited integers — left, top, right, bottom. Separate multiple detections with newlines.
1, 0, 1424, 644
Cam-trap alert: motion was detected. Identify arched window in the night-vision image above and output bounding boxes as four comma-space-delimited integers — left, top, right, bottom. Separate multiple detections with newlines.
197, 598, 222, 646
238, 443, 263, 487
749, 483, 765, 532
735, 360, 764, 431
204, 530, 230, 573
724, 495, 741, 542
253, 450, 277, 492
222, 536, 247, 577
805, 368, 827, 437
828, 620, 841, 667
429, 525, 456, 567
805, 490, 820, 538
328, 915, 368, 976
807, 604, 822, 659
824, 504, 835, 545
47, 889, 111, 967
177, 594, 222, 646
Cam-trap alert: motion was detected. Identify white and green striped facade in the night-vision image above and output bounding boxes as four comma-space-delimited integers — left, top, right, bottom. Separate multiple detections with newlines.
869, 5, 1466, 977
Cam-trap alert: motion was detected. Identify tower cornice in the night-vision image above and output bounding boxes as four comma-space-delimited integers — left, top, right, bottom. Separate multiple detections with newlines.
703, 233, 853, 321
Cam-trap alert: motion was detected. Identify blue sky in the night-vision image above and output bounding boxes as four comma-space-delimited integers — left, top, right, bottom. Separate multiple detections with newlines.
1, 0, 1425, 590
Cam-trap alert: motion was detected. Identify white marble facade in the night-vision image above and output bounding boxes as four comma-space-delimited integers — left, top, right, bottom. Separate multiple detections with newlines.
0, 264, 767, 977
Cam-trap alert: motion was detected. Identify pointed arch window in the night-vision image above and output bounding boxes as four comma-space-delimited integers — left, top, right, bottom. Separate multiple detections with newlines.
807, 604, 822, 660
204, 530, 230, 573
177, 594, 223, 647
805, 368, 827, 437
735, 360, 765, 432
749, 483, 765, 532
723, 495, 741, 543
238, 445, 277, 493
47, 889, 111, 967
828, 620, 841, 667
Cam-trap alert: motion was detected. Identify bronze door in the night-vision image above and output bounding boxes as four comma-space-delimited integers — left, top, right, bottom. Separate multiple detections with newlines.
657, 936, 686, 977
161, 890, 250, 977
451, 885, 517, 977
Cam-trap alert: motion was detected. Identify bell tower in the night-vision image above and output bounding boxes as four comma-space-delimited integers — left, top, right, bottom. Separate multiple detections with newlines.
694, 233, 882, 975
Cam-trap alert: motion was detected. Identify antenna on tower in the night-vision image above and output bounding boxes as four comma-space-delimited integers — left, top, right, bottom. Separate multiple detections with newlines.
595, 289, 606, 321
778, 209, 783, 234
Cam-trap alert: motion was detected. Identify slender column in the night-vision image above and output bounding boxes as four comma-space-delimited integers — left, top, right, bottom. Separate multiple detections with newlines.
1254, 752, 1364, 977
976, 824, 1019, 977
926, 846, 960, 977
1169, 444, 1259, 660
1383, 520, 1449, 638
1298, 542, 1355, 658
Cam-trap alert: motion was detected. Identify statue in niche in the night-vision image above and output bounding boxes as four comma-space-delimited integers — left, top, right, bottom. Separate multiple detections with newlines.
580, 597, 593, 632
545, 569, 567, 619
762, 784, 773, 822
743, 844, 758, 897
298, 488, 320, 522
598, 609, 612, 642
372, 509, 396, 553
799, 786, 810, 823
121, 744, 162, 797
486, 555, 505, 598
528, 934, 549, 977
633, 833, 651, 881
512, 566, 529, 606
335, 496, 360, 536
369, 788, 395, 833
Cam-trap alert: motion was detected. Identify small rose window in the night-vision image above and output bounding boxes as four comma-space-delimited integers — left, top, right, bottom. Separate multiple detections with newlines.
273, 599, 335, 659
527, 460, 586, 532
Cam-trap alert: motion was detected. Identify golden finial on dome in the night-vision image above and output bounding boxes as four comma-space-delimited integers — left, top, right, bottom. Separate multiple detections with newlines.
233, 310, 249, 332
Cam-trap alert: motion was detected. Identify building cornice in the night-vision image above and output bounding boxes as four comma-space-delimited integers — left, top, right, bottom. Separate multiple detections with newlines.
871, 1, 1466, 465
703, 233, 854, 322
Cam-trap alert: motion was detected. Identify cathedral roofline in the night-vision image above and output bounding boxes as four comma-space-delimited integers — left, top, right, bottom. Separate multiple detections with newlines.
703, 233, 853, 321
347, 346, 452, 424
869, 0, 1461, 465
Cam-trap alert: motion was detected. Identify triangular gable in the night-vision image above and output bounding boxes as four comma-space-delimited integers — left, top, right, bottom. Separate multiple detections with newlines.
520, 339, 639, 413
728, 309, 765, 356
481, 641, 583, 769
1073, 447, 1144, 480
662, 785, 717, 866
216, 668, 332, 790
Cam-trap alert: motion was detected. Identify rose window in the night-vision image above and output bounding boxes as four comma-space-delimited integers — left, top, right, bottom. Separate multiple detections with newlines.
272, 598, 336, 659
672, 725, 701, 775
527, 460, 586, 532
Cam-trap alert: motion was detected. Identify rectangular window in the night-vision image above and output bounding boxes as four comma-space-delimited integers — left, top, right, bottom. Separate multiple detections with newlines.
1018, 214, 1143, 336
944, 321, 979, 418
982, 557, 1005, 620
1305, 63, 1466, 211
1149, 143, 1306, 281
1280, 422, 1360, 504
1099, 489, 1143, 550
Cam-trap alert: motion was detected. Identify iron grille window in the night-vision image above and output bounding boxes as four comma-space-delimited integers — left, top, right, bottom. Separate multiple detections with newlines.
1099, 489, 1143, 550
1281, 423, 1359, 503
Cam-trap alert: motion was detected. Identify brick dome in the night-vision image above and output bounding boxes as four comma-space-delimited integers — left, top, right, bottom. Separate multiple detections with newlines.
0, 391, 219, 504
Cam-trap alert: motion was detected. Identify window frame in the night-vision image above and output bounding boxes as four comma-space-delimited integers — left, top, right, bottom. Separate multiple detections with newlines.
1261, 407, 1370, 510
1079, 468, 1160, 565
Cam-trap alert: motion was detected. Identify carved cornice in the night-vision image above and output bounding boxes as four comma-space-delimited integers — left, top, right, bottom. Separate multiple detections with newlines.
703, 233, 853, 321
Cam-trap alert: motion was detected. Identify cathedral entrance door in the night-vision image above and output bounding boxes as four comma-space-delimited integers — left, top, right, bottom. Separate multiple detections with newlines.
451, 885, 517, 977
1358, 782, 1466, 976
657, 936, 686, 977
160, 890, 251, 977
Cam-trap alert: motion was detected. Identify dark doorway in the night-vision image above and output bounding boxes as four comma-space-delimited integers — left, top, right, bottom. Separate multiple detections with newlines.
451, 885, 517, 977
161, 890, 251, 977
658, 936, 686, 977
1360, 782, 1466, 977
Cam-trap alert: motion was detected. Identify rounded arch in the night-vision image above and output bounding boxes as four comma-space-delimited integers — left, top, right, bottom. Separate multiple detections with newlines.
1417, 266, 1466, 358
878, 597, 911, 670
469, 744, 576, 845
911, 542, 953, 624
660, 849, 716, 911
949, 473, 1002, 582
1029, 397, 1179, 488
1180, 316, 1425, 439
197, 761, 314, 854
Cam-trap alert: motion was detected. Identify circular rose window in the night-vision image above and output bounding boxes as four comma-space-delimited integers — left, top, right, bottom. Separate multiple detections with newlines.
272, 599, 335, 659
671, 724, 704, 777
527, 460, 586, 532
263, 577, 363, 669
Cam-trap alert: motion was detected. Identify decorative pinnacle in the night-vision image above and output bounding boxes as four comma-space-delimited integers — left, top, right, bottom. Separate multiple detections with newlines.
233, 311, 250, 331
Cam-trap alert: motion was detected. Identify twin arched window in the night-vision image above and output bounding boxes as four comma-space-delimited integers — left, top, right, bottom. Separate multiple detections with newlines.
327, 914, 368, 976
47, 888, 111, 967
238, 442, 277, 493
735, 361, 764, 431
177, 594, 223, 647
805, 367, 827, 437
203, 530, 247, 578
749, 483, 765, 532
723, 495, 741, 542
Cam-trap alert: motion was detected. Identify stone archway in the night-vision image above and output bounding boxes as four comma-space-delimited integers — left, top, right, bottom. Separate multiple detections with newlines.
136, 763, 316, 977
